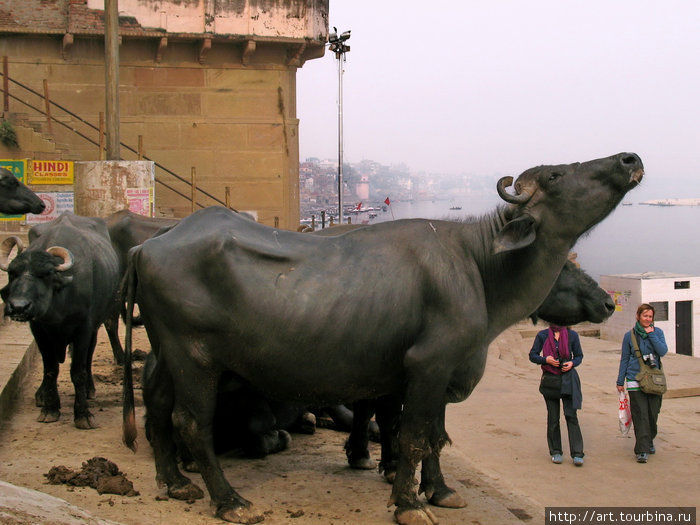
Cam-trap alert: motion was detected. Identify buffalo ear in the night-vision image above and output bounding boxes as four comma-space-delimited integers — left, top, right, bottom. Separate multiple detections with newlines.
493, 215, 536, 254
52, 273, 73, 291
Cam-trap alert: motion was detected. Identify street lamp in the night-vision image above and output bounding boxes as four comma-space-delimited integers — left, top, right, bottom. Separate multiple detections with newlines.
329, 27, 350, 224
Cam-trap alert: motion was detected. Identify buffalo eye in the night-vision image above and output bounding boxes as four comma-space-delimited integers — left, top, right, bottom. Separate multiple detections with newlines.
548, 171, 563, 182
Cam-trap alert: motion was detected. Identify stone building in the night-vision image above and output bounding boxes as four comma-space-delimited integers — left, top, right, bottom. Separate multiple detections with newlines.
0, 0, 329, 228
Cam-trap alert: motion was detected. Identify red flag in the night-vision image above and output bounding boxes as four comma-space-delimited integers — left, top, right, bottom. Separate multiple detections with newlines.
384, 197, 391, 205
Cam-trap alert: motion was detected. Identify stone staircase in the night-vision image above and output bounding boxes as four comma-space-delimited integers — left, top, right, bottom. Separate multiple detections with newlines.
0, 271, 37, 423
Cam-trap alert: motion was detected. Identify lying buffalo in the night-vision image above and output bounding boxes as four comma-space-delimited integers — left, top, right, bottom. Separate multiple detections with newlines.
0, 213, 120, 428
123, 153, 642, 524
143, 351, 315, 467
0, 167, 46, 215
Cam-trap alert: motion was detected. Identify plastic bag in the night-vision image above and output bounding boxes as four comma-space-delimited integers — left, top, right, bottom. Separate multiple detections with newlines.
618, 391, 632, 435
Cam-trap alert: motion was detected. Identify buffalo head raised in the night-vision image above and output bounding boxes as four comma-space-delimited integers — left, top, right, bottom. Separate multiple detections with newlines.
494, 152, 643, 253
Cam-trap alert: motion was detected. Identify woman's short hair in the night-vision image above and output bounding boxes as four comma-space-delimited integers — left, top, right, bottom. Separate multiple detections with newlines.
636, 303, 655, 318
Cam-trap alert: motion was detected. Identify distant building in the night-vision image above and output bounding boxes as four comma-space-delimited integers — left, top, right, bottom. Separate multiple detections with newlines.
601, 272, 699, 358
0, 0, 328, 228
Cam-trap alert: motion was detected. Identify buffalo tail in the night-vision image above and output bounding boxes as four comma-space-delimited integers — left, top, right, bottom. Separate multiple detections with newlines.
122, 247, 139, 452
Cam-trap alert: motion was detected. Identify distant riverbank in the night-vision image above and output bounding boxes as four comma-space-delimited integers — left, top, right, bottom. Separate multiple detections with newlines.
327, 198, 700, 280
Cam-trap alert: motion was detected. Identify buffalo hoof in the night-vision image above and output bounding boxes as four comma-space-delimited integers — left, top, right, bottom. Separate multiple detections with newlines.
349, 455, 377, 470
383, 469, 397, 484
37, 409, 60, 423
428, 488, 466, 508
182, 460, 199, 473
394, 506, 438, 525
216, 501, 264, 524
168, 481, 204, 501
297, 411, 316, 434
74, 414, 98, 430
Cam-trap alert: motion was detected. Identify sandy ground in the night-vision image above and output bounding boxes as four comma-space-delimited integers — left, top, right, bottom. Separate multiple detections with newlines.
0, 325, 534, 525
1, 322, 699, 525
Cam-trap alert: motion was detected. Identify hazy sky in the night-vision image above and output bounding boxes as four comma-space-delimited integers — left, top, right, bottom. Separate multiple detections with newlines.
297, 1, 699, 199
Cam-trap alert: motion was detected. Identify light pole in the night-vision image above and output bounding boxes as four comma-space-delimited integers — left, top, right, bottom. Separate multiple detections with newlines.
329, 27, 350, 224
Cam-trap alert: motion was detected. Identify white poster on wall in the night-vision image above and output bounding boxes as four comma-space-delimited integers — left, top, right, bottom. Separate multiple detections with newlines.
26, 192, 75, 225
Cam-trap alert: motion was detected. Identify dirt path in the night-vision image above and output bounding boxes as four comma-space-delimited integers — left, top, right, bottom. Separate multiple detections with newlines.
0, 326, 530, 525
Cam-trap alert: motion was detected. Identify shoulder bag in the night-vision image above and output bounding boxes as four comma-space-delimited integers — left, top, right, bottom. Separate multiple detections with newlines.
539, 371, 562, 398
630, 329, 667, 395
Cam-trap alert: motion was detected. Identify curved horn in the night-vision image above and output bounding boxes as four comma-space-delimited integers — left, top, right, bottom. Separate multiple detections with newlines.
497, 176, 532, 204
0, 236, 24, 271
46, 246, 74, 271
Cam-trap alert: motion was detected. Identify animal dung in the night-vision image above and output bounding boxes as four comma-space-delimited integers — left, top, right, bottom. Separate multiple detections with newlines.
45, 456, 139, 497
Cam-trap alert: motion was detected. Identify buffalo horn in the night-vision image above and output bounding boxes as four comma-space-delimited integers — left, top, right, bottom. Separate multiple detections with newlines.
0, 236, 24, 271
46, 246, 74, 271
497, 176, 532, 204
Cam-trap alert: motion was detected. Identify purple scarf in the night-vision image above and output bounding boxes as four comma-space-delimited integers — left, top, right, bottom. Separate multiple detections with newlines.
542, 325, 570, 375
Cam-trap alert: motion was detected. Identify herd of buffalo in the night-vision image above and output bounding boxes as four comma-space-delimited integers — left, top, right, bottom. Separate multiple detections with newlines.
0, 153, 643, 524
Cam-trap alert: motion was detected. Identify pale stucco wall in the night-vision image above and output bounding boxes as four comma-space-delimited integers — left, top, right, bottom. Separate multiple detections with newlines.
88, 0, 328, 39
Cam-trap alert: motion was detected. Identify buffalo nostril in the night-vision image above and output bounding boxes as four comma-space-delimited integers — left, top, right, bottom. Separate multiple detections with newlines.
621, 153, 642, 167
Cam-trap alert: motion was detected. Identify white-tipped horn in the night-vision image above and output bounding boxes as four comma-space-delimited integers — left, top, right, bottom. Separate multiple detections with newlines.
0, 236, 24, 271
46, 246, 74, 271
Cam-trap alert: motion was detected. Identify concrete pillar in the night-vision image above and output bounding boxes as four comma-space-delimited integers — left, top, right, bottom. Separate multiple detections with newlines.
74, 161, 155, 217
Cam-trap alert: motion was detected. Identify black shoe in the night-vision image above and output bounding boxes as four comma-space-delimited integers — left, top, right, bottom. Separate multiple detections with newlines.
649, 443, 655, 454
636, 453, 648, 463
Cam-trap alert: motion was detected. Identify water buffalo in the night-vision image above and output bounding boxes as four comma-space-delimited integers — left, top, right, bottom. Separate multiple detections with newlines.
529, 260, 615, 325
122, 153, 643, 524
0, 212, 120, 429
103, 209, 180, 364
0, 167, 46, 215
143, 351, 315, 468
345, 259, 617, 484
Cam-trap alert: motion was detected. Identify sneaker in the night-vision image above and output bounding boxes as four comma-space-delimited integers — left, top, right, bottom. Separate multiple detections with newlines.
573, 456, 584, 467
649, 443, 655, 454
636, 453, 648, 463
551, 454, 563, 464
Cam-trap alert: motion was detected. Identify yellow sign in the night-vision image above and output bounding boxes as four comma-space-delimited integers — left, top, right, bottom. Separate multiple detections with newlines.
29, 160, 74, 184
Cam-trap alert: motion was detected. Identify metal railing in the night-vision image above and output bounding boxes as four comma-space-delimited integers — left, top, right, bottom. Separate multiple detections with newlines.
1, 59, 231, 213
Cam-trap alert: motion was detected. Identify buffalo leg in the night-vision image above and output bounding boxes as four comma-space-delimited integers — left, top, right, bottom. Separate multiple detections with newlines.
34, 343, 61, 423
142, 354, 203, 499
103, 311, 125, 365
419, 407, 466, 508
169, 368, 263, 524
345, 399, 376, 470
389, 368, 449, 525
70, 330, 98, 429
375, 394, 402, 483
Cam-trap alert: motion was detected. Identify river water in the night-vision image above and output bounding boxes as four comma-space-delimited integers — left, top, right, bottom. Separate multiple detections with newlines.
342, 198, 700, 281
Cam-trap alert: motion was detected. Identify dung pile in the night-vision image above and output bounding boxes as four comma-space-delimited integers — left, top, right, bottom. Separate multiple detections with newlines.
45, 456, 139, 497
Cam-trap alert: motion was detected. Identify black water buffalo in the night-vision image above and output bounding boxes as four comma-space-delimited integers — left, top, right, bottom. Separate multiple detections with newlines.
103, 209, 179, 364
529, 260, 615, 325
142, 351, 315, 466
0, 167, 46, 215
123, 153, 643, 524
0, 212, 120, 429
344, 259, 617, 484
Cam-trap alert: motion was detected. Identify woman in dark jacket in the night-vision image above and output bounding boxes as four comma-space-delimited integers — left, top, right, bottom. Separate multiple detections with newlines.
529, 324, 584, 466
616, 303, 668, 463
